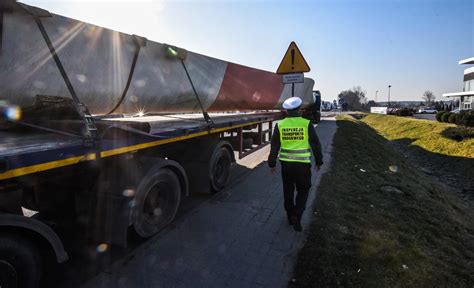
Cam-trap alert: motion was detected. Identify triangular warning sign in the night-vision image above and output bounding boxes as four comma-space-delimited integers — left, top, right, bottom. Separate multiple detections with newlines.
276, 41, 311, 74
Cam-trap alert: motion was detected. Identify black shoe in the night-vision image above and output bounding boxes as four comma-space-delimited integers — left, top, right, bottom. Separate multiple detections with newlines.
287, 214, 297, 226
293, 221, 302, 232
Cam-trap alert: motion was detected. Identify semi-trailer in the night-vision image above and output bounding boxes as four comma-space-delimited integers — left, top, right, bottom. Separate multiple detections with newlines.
0, 2, 318, 287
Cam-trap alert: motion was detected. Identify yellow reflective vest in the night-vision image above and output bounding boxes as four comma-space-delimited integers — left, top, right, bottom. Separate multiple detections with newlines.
278, 117, 311, 163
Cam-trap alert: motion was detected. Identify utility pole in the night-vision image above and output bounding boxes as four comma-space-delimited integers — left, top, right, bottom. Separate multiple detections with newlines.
375, 90, 379, 103
388, 85, 391, 107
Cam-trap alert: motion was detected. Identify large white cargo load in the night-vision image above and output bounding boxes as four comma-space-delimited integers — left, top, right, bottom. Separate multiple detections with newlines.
0, 2, 315, 116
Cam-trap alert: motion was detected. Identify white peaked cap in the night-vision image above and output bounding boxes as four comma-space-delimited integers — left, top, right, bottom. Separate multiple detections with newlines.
282, 97, 303, 110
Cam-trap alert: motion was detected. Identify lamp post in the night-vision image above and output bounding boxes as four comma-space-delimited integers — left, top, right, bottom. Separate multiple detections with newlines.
375, 90, 379, 103
388, 85, 391, 107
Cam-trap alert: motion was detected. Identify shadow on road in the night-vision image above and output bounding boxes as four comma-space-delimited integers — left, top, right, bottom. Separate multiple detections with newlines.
51, 162, 256, 288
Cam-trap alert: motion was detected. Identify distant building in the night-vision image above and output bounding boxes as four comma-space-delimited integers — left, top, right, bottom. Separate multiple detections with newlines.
442, 57, 474, 111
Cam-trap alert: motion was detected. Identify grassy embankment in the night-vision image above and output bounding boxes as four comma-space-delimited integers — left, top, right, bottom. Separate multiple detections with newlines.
361, 113, 473, 158
291, 115, 474, 287
361, 113, 474, 197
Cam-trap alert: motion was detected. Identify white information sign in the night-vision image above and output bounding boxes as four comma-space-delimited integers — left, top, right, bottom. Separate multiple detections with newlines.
370, 107, 388, 114
282, 73, 304, 84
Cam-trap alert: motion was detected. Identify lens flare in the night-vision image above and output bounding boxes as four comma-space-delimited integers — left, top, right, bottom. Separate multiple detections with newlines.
1, 102, 22, 121
134, 107, 146, 117
6, 106, 21, 121
96, 243, 108, 253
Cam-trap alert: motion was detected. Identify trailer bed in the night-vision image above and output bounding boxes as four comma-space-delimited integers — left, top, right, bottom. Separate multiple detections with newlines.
0, 112, 281, 181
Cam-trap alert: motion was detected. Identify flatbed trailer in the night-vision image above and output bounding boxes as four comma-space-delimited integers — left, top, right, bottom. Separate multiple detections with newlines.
0, 112, 280, 182
0, 110, 284, 287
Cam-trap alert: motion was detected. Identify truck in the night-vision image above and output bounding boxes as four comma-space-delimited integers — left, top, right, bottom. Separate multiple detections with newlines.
0, 2, 317, 287
301, 90, 321, 123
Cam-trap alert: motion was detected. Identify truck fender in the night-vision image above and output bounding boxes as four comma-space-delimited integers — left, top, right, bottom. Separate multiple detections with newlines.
218, 140, 236, 163
0, 214, 68, 263
142, 158, 189, 198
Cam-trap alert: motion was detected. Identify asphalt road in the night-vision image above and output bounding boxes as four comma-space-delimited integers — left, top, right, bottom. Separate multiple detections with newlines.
411, 113, 437, 121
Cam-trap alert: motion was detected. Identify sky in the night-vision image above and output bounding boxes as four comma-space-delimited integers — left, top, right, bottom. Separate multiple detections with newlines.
22, 0, 473, 102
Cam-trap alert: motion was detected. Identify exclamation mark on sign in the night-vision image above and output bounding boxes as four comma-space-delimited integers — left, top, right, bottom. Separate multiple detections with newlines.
291, 49, 295, 70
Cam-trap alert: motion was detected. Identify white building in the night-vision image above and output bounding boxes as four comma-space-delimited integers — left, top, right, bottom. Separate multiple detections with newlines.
442, 57, 474, 111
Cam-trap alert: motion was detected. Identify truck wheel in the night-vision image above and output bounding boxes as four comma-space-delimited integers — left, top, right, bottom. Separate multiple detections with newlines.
242, 138, 253, 150
210, 147, 232, 192
132, 168, 181, 238
0, 234, 41, 288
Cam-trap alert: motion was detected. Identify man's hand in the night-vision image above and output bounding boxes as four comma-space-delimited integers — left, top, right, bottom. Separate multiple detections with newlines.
315, 165, 321, 171
270, 167, 277, 175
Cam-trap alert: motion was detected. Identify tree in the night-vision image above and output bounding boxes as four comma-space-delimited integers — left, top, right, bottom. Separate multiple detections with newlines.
366, 100, 376, 108
439, 100, 445, 111
337, 86, 367, 111
453, 99, 460, 110
422, 90, 436, 104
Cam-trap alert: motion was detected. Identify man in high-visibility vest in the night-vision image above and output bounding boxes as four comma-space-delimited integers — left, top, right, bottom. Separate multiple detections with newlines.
268, 97, 323, 232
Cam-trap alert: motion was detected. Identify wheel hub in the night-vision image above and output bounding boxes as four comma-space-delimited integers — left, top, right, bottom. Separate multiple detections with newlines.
143, 182, 171, 224
144, 186, 161, 216
0, 260, 18, 288
215, 158, 224, 179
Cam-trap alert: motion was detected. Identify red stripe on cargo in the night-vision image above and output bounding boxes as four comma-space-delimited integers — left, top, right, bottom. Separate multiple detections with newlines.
208, 63, 284, 111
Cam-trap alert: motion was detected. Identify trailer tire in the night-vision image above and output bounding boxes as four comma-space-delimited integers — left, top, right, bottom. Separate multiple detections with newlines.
132, 168, 181, 238
210, 146, 232, 192
0, 234, 41, 288
242, 138, 253, 150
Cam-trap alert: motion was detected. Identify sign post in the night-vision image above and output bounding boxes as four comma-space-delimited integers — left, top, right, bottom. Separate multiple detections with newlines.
276, 41, 311, 97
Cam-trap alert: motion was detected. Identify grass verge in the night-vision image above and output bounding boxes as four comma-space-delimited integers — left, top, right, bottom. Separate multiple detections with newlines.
291, 116, 474, 287
361, 114, 474, 158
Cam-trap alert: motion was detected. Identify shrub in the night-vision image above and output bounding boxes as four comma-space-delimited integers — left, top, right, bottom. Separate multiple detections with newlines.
436, 111, 445, 122
464, 112, 474, 127
393, 108, 412, 117
400, 108, 413, 116
448, 113, 457, 123
454, 113, 462, 125
441, 112, 451, 123
452, 111, 474, 127
442, 127, 474, 141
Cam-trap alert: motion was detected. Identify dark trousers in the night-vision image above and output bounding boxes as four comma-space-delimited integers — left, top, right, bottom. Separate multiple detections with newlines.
280, 161, 312, 220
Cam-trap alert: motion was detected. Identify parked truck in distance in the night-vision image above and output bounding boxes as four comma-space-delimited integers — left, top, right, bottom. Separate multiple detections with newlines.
0, 2, 317, 287
301, 90, 322, 123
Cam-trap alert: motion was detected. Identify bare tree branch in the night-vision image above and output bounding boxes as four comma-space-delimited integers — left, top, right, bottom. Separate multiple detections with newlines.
422, 90, 436, 104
